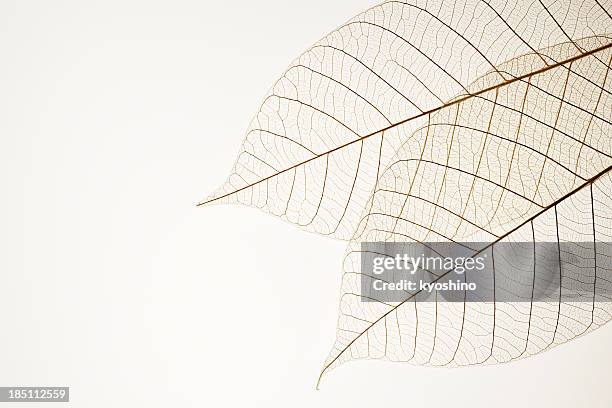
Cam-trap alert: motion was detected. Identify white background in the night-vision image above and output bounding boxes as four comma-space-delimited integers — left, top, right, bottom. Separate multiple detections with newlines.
1, 1, 611, 407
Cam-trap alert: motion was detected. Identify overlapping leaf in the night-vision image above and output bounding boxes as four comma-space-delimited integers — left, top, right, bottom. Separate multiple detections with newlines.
320, 37, 612, 382
201, 0, 612, 239
321, 167, 612, 381
199, 0, 612, 384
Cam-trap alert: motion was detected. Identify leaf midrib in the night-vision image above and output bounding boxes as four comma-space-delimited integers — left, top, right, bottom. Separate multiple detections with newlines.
199, 41, 612, 207
317, 163, 612, 386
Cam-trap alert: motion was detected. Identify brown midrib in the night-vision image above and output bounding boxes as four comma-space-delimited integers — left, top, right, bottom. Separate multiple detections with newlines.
198, 41, 612, 207
317, 163, 612, 386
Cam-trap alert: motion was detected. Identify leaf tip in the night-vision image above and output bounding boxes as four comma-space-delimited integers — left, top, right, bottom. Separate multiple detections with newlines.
315, 372, 324, 390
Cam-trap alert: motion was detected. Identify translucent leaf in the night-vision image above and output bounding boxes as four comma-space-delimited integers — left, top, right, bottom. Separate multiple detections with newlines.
198, 0, 612, 385
200, 0, 612, 239
319, 37, 612, 383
